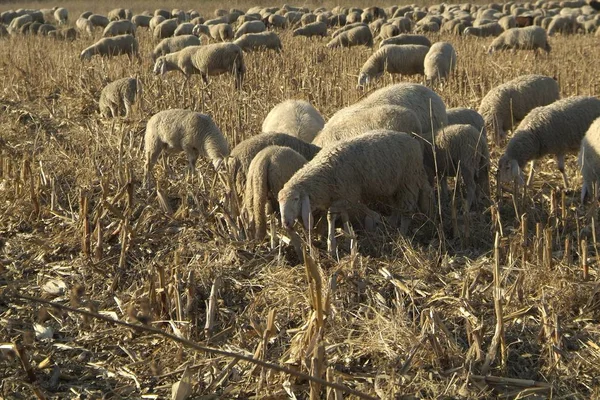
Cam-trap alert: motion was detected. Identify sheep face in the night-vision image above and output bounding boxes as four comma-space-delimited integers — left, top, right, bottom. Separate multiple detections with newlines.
153, 58, 167, 75
80, 49, 92, 61
497, 155, 524, 184
278, 188, 312, 230
357, 72, 370, 88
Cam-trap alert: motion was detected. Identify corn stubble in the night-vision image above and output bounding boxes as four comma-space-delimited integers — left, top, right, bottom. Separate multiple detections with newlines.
1, 1, 600, 398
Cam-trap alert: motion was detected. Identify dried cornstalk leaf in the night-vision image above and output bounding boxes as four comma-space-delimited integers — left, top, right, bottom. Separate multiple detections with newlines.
171, 366, 194, 400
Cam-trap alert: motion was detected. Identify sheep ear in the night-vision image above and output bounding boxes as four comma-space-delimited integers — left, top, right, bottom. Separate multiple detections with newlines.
301, 195, 313, 231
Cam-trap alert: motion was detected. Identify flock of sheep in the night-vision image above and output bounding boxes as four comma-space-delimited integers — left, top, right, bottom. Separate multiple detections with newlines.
3, 1, 600, 255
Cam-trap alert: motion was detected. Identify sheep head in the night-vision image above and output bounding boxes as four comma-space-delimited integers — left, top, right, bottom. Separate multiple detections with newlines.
152, 57, 167, 75
278, 187, 312, 231
497, 154, 524, 185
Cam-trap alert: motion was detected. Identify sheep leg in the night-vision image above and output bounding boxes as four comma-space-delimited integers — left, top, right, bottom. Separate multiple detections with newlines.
123, 99, 132, 119
526, 160, 536, 187
462, 167, 476, 212
186, 151, 199, 181
327, 209, 338, 257
144, 147, 163, 189
556, 154, 569, 188
440, 177, 450, 208
399, 215, 411, 235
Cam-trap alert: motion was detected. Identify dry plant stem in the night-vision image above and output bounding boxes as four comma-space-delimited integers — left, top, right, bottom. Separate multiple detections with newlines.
6, 291, 377, 400
204, 278, 220, 337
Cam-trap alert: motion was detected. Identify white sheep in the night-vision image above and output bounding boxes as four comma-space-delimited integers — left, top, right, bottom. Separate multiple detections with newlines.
547, 15, 577, 35
53, 7, 68, 25
464, 22, 504, 36
313, 105, 423, 148
424, 42, 457, 83
108, 8, 132, 21
293, 21, 328, 37
301, 12, 317, 26
233, 32, 282, 52
144, 109, 230, 187
478, 74, 559, 142
498, 15, 517, 30
244, 146, 308, 240
132, 14, 152, 28
153, 18, 178, 39
88, 14, 110, 28
498, 96, 600, 187
488, 26, 550, 53
376, 23, 400, 40
149, 15, 165, 30
327, 25, 373, 48
234, 20, 266, 39
228, 132, 321, 196
174, 22, 195, 36
446, 107, 486, 136
76, 17, 93, 35
193, 23, 233, 41
267, 14, 288, 29
357, 45, 430, 87
379, 34, 432, 48
278, 130, 433, 254
154, 9, 171, 19
103, 20, 136, 37
99, 77, 141, 119
579, 118, 600, 202
262, 100, 325, 143
80, 35, 140, 61
151, 35, 201, 61
331, 22, 366, 39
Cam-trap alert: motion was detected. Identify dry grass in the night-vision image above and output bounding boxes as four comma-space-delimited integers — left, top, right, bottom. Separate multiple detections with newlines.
2, 1, 600, 399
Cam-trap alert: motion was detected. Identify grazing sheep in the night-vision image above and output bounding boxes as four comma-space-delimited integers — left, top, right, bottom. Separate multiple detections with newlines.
488, 26, 550, 52
48, 27, 77, 41
293, 21, 328, 37
262, 100, 325, 143
314, 105, 423, 148
174, 23, 195, 36
279, 130, 433, 254
149, 15, 166, 30
464, 22, 504, 36
153, 45, 202, 77
154, 18, 178, 39
424, 42, 457, 83
234, 31, 282, 52
99, 77, 141, 119
414, 21, 440, 33
9, 14, 32, 31
88, 14, 109, 28
37, 24, 56, 36
579, 118, 600, 201
332, 22, 366, 38
267, 14, 288, 29
376, 23, 400, 40
192, 42, 244, 88
205, 16, 230, 26
357, 45, 430, 87
76, 17, 93, 35
547, 15, 577, 35
498, 15, 517, 30
478, 74, 559, 142
228, 132, 321, 196
380, 34, 432, 48
447, 108, 486, 135
193, 23, 233, 41
301, 13, 317, 26
108, 8, 131, 21
80, 35, 139, 61
144, 109, 230, 187
54, 8, 68, 25
132, 14, 152, 28
103, 20, 136, 37
285, 11, 304, 26
79, 11, 92, 19
498, 96, 600, 187
326, 25, 373, 48
0, 24, 8, 37
431, 124, 490, 211
234, 20, 266, 39
244, 146, 308, 240
328, 14, 346, 27
152, 35, 201, 61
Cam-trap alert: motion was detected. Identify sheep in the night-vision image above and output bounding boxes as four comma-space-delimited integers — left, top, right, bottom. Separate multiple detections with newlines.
313, 105, 423, 148
154, 18, 178, 39
547, 15, 577, 35
414, 21, 440, 33
579, 118, 600, 201
464, 22, 504, 36
376, 23, 400, 40
478, 74, 559, 142
80, 35, 139, 61
293, 21, 328, 37
0, 24, 8, 37
326, 25, 373, 48
149, 15, 165, 30
488, 26, 550, 52
285, 11, 304, 26
380, 34, 432, 48
108, 8, 131, 21
173, 23, 195, 36
9, 14, 32, 31
301, 13, 317, 26
153, 45, 202, 77
498, 15, 517, 30
205, 16, 230, 26
99, 77, 142, 119
87, 14, 109, 29
48, 27, 77, 41
234, 20, 266, 39
424, 42, 457, 83
233, 32, 282, 53
37, 24, 57, 36
262, 100, 325, 143
357, 45, 430, 87
103, 20, 136, 37
267, 14, 288, 29
447, 108, 486, 135
430, 124, 490, 211
332, 22, 366, 39
498, 96, 600, 188
244, 146, 308, 240
228, 132, 321, 196
79, 11, 92, 19
132, 14, 152, 28
278, 130, 433, 254
193, 23, 233, 41
76, 17, 93, 35
143, 109, 230, 187
327, 14, 346, 27
391, 16, 413, 33
151, 35, 201, 61
54, 8, 68, 25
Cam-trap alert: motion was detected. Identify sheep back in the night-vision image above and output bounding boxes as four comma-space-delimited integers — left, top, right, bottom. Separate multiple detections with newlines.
262, 100, 325, 143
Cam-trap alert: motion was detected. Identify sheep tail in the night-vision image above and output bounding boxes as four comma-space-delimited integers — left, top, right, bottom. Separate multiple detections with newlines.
246, 157, 270, 240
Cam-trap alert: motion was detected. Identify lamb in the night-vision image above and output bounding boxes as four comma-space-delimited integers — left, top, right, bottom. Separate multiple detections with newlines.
80, 35, 140, 61
76, 17, 93, 35
357, 45, 430, 87
234, 20, 266, 39
262, 100, 325, 143
234, 32, 282, 52
174, 23, 195, 36
447, 107, 486, 136
478, 74, 559, 142
380, 34, 432, 48
154, 18, 178, 39
488, 26, 550, 53
151, 35, 201, 61
579, 118, 600, 202
99, 77, 142, 119
53, 7, 68, 25
244, 146, 308, 240
313, 105, 423, 148
326, 25, 373, 48
430, 124, 490, 211
228, 132, 321, 196
143, 109, 230, 187
464, 22, 504, 36
88, 14, 109, 28
278, 130, 433, 254
424, 42, 457, 83
497, 96, 600, 187
293, 21, 328, 37
103, 20, 136, 37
